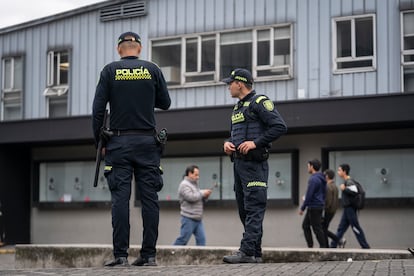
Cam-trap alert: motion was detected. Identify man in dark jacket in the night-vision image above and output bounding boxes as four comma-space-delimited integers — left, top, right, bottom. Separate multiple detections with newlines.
330, 164, 370, 248
299, 159, 327, 248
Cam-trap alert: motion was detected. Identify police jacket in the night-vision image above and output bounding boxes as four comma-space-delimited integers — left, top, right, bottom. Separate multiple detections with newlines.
229, 91, 287, 149
92, 56, 171, 145
300, 172, 326, 211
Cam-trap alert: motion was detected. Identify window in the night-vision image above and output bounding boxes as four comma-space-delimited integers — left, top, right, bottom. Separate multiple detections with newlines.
255, 26, 292, 78
32, 145, 111, 207
184, 35, 216, 83
1, 56, 23, 120
151, 38, 181, 85
150, 24, 293, 87
220, 30, 252, 80
156, 152, 297, 204
401, 11, 414, 92
44, 50, 70, 117
333, 14, 376, 73
327, 148, 414, 200
37, 161, 110, 203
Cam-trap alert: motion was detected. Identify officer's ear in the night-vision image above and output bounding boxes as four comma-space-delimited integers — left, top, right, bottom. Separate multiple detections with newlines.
137, 44, 142, 56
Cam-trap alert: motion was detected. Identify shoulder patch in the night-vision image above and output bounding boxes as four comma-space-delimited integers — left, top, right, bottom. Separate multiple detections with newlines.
263, 100, 274, 111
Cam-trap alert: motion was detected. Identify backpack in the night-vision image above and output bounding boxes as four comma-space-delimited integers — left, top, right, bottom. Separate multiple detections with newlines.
351, 179, 366, 210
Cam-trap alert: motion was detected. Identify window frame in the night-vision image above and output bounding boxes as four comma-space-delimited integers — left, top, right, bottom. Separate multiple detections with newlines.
401, 10, 414, 92
182, 34, 218, 84
322, 145, 414, 208
31, 145, 111, 209
332, 14, 377, 74
137, 149, 299, 208
253, 24, 293, 80
1, 55, 24, 121
44, 49, 70, 118
149, 23, 294, 88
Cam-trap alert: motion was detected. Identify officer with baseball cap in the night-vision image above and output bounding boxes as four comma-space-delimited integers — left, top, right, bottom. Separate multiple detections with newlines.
93, 31, 171, 267
117, 31, 142, 45
222, 68, 287, 264
222, 68, 254, 85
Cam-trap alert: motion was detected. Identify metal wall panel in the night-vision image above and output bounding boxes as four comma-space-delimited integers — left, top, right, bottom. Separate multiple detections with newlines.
0, 0, 408, 119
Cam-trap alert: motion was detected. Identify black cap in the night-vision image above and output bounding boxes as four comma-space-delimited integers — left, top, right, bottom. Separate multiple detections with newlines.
222, 68, 253, 85
118, 31, 141, 45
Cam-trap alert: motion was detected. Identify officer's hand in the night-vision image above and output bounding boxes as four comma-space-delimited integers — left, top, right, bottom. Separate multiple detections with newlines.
223, 141, 236, 155
298, 209, 304, 216
101, 147, 106, 157
201, 189, 212, 199
237, 141, 256, 154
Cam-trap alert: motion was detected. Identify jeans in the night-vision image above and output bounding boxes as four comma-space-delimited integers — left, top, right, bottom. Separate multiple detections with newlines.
302, 207, 327, 248
173, 216, 206, 246
330, 206, 370, 249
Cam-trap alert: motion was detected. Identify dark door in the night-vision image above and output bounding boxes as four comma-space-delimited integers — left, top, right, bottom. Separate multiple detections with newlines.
0, 144, 31, 244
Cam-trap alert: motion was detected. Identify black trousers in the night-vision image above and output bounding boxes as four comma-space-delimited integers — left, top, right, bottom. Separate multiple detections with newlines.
105, 135, 163, 259
302, 207, 327, 248
323, 211, 339, 246
234, 158, 268, 257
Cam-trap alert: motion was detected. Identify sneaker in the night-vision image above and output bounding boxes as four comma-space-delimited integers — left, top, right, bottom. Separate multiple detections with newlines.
131, 256, 157, 266
223, 251, 256, 264
339, 238, 347, 248
104, 257, 129, 267
255, 256, 263, 263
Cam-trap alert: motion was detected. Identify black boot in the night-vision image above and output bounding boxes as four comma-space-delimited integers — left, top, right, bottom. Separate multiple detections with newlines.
131, 256, 157, 266
104, 257, 129, 267
223, 251, 256, 264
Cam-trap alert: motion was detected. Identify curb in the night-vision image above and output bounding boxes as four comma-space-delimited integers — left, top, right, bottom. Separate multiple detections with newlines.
14, 244, 412, 269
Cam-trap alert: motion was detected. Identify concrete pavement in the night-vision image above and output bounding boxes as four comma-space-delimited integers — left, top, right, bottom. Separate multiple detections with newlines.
0, 244, 413, 275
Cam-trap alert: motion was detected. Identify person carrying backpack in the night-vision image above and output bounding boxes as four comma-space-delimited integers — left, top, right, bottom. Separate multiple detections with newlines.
330, 163, 370, 249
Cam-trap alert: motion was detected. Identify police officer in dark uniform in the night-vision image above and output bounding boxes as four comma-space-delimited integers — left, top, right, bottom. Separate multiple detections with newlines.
222, 68, 287, 263
92, 31, 171, 267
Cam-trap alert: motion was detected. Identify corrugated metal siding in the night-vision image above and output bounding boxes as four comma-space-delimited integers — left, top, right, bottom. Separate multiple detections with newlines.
0, 0, 410, 119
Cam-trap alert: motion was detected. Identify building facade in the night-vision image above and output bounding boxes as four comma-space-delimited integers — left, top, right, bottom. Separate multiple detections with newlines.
0, 0, 413, 249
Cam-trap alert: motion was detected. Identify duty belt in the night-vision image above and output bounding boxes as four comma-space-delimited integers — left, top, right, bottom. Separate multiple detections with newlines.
233, 148, 269, 162
112, 129, 155, 136
233, 151, 251, 160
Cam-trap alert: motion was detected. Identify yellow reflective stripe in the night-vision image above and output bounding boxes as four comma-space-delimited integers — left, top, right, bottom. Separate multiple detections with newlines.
247, 181, 267, 187
104, 166, 112, 171
243, 101, 251, 107
255, 96, 267, 103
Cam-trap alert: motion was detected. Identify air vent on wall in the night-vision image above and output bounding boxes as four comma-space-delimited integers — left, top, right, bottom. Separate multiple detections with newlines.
100, 1, 147, 22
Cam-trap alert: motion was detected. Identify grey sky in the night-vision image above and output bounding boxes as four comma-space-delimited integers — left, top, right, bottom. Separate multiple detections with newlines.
0, 0, 106, 29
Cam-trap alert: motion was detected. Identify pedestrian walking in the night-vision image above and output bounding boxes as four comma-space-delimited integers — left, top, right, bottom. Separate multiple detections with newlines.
299, 159, 327, 248
173, 165, 212, 246
322, 169, 340, 247
330, 164, 370, 249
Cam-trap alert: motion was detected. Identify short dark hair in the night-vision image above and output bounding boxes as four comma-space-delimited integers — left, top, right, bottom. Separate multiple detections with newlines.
185, 165, 199, 177
339, 163, 350, 175
308, 159, 321, 171
324, 169, 335, 180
